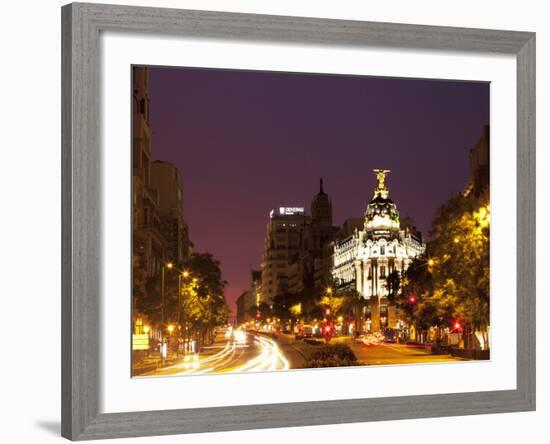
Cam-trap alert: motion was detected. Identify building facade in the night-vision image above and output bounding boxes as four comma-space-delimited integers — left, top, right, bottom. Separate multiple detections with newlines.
463, 125, 489, 202
132, 66, 165, 278
236, 270, 262, 323
260, 208, 308, 303
260, 180, 340, 302
308, 179, 340, 290
285, 180, 339, 295
332, 170, 425, 332
151, 160, 192, 264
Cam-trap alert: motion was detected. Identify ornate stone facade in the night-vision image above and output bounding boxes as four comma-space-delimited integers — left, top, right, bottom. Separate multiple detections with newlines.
332, 170, 425, 332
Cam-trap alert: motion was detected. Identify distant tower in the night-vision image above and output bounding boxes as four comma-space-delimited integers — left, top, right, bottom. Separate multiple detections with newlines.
307, 178, 338, 290
311, 178, 332, 226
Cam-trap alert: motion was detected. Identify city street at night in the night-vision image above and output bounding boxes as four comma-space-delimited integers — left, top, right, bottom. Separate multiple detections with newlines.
131, 66, 491, 378
137, 329, 463, 377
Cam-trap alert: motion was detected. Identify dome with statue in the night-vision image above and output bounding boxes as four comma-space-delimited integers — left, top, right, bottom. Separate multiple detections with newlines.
364, 169, 400, 234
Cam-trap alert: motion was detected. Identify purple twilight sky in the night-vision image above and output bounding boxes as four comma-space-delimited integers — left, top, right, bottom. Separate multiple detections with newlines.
147, 66, 489, 316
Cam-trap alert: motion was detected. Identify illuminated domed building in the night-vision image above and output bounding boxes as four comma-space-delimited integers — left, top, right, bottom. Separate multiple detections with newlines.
332, 169, 425, 332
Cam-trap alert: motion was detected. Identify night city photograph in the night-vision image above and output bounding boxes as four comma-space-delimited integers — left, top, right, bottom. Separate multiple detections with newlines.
131, 66, 490, 377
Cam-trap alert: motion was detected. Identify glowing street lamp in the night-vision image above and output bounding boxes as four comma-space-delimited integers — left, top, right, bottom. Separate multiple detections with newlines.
162, 262, 193, 357
161, 262, 174, 326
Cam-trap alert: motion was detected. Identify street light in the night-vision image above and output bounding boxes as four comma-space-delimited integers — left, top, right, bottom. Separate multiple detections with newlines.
170, 265, 193, 356
159, 262, 175, 367
161, 262, 174, 327
162, 262, 193, 358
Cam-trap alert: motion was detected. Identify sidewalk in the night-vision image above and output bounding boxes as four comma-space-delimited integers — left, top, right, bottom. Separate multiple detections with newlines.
132, 353, 181, 376
133, 333, 231, 376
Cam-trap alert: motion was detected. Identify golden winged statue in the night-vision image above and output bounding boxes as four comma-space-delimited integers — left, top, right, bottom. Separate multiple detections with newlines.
373, 169, 391, 192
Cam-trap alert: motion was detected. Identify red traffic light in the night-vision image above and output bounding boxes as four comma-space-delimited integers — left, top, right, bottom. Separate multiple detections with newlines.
408, 295, 417, 304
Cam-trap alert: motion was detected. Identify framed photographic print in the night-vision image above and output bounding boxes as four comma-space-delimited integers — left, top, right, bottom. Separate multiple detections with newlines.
61, 2, 536, 440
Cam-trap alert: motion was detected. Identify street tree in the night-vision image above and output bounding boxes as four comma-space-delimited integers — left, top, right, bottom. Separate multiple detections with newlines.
429, 195, 490, 349
385, 269, 401, 305
180, 253, 229, 349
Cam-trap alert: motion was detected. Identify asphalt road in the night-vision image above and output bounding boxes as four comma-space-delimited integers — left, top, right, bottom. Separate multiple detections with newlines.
140, 330, 289, 377
345, 339, 464, 366
138, 330, 463, 377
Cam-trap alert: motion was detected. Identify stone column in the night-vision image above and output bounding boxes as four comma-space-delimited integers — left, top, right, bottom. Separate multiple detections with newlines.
354, 260, 363, 295
371, 260, 380, 332
371, 291, 380, 332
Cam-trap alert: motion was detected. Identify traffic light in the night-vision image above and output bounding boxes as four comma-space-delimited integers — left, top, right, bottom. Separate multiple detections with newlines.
408, 295, 417, 304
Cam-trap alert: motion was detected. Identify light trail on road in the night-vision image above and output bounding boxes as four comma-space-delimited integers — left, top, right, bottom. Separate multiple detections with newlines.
148, 331, 289, 376
234, 335, 289, 373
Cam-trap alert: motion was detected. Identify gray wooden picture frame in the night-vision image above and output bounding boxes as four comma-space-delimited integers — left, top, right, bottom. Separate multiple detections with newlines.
61, 2, 536, 440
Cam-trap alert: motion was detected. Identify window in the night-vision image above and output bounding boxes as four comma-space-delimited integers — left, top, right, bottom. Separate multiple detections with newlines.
380, 245, 385, 255
380, 266, 386, 278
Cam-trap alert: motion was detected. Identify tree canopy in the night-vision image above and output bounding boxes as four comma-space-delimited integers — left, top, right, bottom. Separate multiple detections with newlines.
397, 194, 490, 347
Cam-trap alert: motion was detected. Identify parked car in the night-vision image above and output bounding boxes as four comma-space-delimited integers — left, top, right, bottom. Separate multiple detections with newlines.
359, 332, 384, 346
383, 328, 397, 343
295, 324, 313, 340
